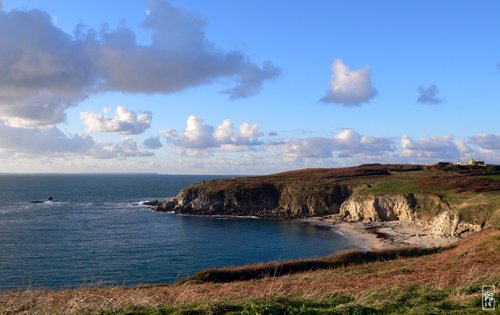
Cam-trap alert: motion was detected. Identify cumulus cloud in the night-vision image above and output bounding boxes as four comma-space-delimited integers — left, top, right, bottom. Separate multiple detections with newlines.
320, 59, 377, 106
278, 129, 394, 159
417, 85, 443, 104
239, 122, 264, 138
400, 134, 462, 159
214, 119, 234, 144
143, 136, 163, 149
281, 137, 335, 159
470, 133, 500, 151
268, 131, 278, 137
80, 106, 152, 134
163, 115, 264, 149
0, 0, 280, 126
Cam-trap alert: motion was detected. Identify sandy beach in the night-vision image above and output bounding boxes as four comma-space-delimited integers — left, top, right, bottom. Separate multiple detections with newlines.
300, 216, 458, 250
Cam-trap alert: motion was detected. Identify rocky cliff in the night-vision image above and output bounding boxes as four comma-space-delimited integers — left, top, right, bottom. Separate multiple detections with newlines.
152, 164, 500, 237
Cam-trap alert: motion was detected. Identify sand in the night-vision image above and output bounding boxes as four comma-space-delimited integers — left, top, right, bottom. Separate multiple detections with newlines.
299, 216, 458, 250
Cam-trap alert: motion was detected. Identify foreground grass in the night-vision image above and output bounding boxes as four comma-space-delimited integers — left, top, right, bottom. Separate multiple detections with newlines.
99, 287, 493, 314
1, 230, 498, 315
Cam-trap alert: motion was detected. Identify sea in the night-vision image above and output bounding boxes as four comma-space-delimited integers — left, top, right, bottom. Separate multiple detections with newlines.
0, 174, 353, 290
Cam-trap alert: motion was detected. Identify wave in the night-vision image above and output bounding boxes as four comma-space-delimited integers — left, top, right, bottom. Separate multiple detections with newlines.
176, 213, 260, 220
333, 229, 346, 237
136, 198, 173, 205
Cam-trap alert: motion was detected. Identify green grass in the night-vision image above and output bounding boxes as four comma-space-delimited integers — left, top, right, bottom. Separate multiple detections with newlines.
356, 178, 420, 196
479, 174, 500, 181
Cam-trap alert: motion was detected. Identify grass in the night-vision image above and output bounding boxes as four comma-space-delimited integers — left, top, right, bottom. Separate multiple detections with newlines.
479, 174, 500, 181
1, 229, 498, 314
97, 287, 493, 314
353, 177, 421, 196
183, 246, 450, 284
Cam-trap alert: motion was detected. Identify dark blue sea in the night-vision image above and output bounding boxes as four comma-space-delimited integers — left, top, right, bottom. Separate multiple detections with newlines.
0, 174, 353, 290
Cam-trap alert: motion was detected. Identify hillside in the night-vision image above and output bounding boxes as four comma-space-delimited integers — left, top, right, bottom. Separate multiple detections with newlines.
1, 229, 498, 314
153, 164, 500, 237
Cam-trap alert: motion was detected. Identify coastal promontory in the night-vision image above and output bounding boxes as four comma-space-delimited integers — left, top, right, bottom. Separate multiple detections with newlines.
153, 163, 500, 238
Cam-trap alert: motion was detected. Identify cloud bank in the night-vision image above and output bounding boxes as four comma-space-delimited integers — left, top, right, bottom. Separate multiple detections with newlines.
278, 129, 394, 159
400, 134, 463, 159
0, 120, 94, 154
0, 0, 280, 126
470, 133, 500, 151
0, 119, 155, 159
320, 59, 377, 106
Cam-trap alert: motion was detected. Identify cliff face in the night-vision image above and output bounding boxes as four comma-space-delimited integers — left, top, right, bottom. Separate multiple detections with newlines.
339, 194, 416, 222
165, 182, 352, 218
158, 187, 488, 237
155, 164, 500, 237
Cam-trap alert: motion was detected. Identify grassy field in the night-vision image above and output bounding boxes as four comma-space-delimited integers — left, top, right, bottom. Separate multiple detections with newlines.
1, 229, 498, 314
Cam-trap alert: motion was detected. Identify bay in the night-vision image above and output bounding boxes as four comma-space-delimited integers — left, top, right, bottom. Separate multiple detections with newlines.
0, 174, 353, 290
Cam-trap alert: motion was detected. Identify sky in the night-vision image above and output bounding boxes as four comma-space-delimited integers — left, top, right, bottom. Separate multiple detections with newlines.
0, 0, 499, 174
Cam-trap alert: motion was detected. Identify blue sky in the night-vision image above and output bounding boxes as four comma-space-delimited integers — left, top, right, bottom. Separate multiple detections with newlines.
0, 0, 499, 173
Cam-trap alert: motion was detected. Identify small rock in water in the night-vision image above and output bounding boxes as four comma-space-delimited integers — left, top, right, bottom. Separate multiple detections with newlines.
143, 200, 161, 206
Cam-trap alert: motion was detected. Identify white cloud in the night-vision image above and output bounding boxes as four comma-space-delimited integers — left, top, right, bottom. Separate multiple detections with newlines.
281, 137, 335, 159
101, 138, 154, 158
80, 106, 152, 134
163, 115, 265, 150
277, 129, 394, 159
214, 119, 234, 144
0, 1, 280, 126
239, 122, 264, 138
182, 115, 217, 149
455, 139, 473, 155
417, 85, 443, 104
320, 59, 377, 106
400, 134, 462, 160
470, 133, 500, 151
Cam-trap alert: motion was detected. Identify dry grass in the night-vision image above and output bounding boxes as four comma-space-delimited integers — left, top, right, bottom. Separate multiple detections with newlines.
1, 229, 498, 314
183, 246, 448, 283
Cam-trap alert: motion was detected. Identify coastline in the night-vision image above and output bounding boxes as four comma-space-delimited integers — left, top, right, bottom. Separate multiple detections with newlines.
299, 216, 458, 250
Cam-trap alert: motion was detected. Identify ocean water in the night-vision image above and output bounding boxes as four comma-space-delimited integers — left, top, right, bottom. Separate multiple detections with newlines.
0, 174, 353, 290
